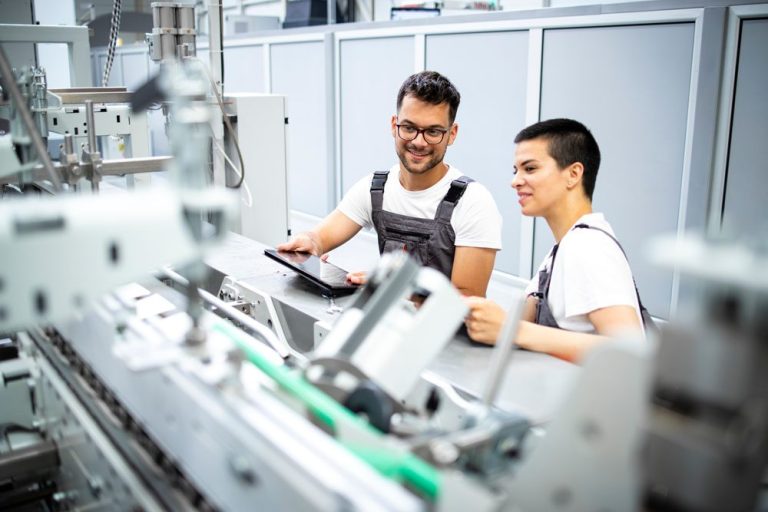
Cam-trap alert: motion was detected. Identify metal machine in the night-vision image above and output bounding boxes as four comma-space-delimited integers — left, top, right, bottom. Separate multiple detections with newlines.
1, 5, 766, 512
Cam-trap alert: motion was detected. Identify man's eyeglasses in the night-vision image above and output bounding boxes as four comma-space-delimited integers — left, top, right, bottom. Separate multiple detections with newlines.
396, 124, 449, 145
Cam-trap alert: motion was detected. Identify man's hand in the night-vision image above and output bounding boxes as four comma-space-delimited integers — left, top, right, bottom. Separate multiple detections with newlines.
346, 271, 367, 285
319, 254, 365, 285
464, 296, 507, 345
276, 232, 323, 256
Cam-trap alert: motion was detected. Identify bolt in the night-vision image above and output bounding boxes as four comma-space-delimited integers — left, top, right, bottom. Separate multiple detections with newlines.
184, 325, 207, 346
229, 455, 258, 485
88, 477, 104, 498
430, 441, 460, 465
52, 490, 78, 505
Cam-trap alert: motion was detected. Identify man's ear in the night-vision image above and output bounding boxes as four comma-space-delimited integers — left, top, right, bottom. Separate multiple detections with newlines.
567, 162, 584, 190
391, 115, 398, 138
447, 123, 459, 146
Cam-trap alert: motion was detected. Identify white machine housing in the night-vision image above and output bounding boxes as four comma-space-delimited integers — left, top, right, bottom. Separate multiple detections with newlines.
224, 93, 290, 248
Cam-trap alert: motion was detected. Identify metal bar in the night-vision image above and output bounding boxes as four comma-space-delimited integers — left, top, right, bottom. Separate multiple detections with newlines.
26, 329, 186, 511
0, 25, 91, 87
0, 45, 63, 191
481, 295, 525, 406
48, 87, 130, 105
100, 156, 173, 175
160, 267, 292, 359
0, 156, 172, 185
0, 440, 59, 482
85, 99, 97, 152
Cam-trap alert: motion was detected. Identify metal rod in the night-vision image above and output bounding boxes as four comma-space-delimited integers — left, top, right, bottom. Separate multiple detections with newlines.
0, 156, 173, 185
0, 440, 59, 481
85, 99, 97, 152
0, 45, 62, 191
63, 133, 74, 155
160, 267, 292, 359
481, 295, 526, 406
99, 156, 172, 175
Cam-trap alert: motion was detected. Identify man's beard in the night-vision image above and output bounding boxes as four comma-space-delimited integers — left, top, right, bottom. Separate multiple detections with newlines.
396, 143, 444, 175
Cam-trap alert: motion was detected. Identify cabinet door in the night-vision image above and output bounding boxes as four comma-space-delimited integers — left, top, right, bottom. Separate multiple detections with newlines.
722, 18, 768, 239
272, 41, 330, 216
426, 31, 529, 275
536, 23, 695, 318
339, 36, 414, 194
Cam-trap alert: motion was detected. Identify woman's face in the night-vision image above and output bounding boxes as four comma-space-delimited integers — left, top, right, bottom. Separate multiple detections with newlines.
511, 138, 572, 218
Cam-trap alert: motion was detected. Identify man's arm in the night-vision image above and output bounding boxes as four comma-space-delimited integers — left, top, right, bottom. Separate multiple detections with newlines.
451, 246, 497, 297
277, 210, 362, 255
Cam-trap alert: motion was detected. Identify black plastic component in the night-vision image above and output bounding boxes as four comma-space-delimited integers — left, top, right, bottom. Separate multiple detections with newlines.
264, 249, 359, 297
130, 73, 166, 114
343, 380, 394, 434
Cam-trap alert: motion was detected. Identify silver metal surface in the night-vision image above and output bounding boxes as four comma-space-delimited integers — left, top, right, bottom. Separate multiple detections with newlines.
206, 233, 578, 424
0, 24, 91, 87
0, 157, 171, 185
504, 338, 652, 511
99, 156, 172, 175
17, 333, 166, 511
48, 87, 131, 106
0, 48, 62, 190
161, 267, 292, 359
85, 100, 97, 153
49, 285, 423, 511
481, 295, 525, 406
427, 341, 577, 425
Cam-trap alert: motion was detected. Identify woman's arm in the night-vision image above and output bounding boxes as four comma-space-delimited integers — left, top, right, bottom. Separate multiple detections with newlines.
516, 305, 642, 363
466, 299, 642, 363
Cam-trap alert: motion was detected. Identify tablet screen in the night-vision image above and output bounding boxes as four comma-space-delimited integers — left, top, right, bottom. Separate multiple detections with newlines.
264, 249, 359, 295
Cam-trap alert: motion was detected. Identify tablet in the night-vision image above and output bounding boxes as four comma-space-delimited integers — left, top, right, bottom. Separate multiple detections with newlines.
264, 249, 360, 297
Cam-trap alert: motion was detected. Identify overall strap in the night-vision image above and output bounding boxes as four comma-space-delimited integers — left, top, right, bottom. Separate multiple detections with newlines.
436, 176, 474, 222
572, 223, 655, 330
540, 243, 560, 298
573, 223, 626, 257
370, 171, 389, 212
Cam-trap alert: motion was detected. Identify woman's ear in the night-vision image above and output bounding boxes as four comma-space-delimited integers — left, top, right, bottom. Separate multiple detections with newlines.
567, 162, 584, 190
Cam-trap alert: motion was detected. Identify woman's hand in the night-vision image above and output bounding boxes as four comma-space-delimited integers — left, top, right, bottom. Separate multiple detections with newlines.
464, 296, 508, 345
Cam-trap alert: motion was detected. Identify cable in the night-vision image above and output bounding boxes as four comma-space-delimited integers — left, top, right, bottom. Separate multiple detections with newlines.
189, 56, 246, 189
102, 0, 123, 87
212, 137, 252, 207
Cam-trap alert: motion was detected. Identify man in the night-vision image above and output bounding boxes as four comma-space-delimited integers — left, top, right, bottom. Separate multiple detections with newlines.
278, 71, 502, 297
465, 118, 651, 362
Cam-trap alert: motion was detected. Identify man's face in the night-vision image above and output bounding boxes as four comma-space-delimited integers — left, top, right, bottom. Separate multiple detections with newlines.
511, 138, 572, 218
391, 95, 457, 176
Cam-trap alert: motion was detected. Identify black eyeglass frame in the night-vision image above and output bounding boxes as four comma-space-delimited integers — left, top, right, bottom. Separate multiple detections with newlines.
395, 123, 451, 145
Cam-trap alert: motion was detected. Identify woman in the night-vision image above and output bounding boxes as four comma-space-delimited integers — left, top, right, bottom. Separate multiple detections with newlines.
464, 119, 651, 363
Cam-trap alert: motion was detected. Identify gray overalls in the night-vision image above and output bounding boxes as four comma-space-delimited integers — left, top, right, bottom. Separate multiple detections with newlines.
532, 223, 656, 331
370, 170, 473, 279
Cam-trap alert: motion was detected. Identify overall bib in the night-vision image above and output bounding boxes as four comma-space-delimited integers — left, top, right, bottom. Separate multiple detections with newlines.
532, 223, 656, 331
370, 170, 473, 279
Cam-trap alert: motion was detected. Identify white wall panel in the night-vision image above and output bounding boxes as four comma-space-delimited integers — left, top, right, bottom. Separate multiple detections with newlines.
339, 36, 414, 193
722, 18, 768, 239
536, 23, 695, 318
223, 45, 266, 93
426, 30, 529, 275
271, 41, 329, 216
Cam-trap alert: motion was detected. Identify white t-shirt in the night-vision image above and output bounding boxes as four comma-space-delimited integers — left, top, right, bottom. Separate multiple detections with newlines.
524, 213, 643, 333
337, 164, 503, 250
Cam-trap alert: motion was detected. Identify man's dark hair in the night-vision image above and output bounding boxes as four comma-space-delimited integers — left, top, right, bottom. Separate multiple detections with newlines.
396, 71, 461, 124
514, 118, 601, 201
